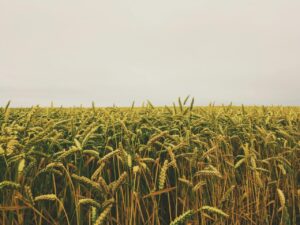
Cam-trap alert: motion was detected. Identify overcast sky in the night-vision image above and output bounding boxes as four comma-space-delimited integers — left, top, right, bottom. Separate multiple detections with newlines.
0, 0, 299, 107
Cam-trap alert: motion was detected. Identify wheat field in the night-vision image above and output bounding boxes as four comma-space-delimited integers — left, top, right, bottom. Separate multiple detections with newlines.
0, 99, 299, 225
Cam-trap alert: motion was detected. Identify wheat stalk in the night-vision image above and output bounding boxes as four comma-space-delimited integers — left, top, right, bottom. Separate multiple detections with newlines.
277, 188, 286, 207
71, 174, 102, 192
94, 203, 113, 225
98, 149, 121, 165
78, 198, 101, 208
170, 210, 194, 225
0, 181, 21, 190
91, 162, 106, 181
24, 185, 34, 204
200, 206, 229, 218
111, 172, 128, 193
159, 160, 169, 190
97, 176, 109, 193
192, 181, 206, 192
34, 194, 57, 202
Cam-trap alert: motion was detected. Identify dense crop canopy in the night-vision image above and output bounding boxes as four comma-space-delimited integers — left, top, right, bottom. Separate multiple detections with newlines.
0, 101, 299, 224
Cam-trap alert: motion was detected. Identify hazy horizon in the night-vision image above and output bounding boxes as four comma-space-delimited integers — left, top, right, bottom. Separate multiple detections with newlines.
1, 1, 300, 107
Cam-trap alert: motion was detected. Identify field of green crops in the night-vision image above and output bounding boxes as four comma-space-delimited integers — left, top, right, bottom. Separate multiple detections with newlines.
0, 99, 299, 225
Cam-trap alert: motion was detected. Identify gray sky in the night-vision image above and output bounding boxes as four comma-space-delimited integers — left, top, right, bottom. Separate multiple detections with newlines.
0, 0, 299, 107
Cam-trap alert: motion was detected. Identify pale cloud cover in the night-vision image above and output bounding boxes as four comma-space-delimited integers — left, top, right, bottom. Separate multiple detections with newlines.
0, 0, 299, 107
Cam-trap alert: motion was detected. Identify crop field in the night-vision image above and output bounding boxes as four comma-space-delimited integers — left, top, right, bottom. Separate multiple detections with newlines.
0, 99, 299, 225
